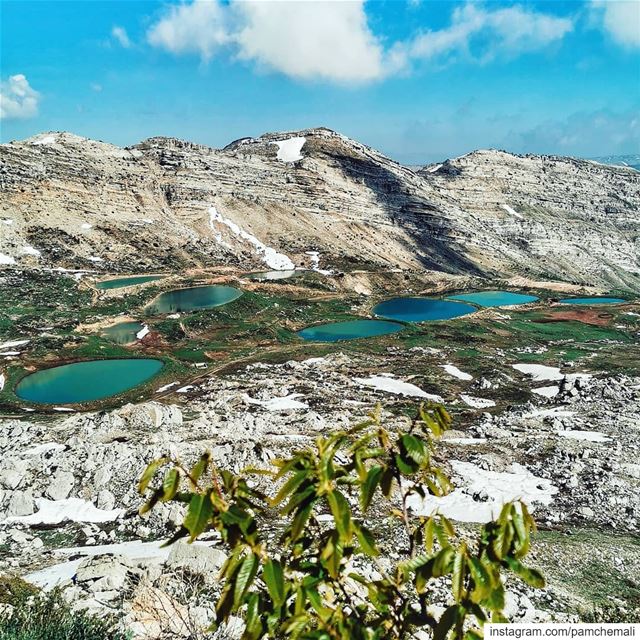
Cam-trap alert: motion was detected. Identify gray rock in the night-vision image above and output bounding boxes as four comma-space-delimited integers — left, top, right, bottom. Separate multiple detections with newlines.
166, 542, 227, 580
46, 471, 75, 500
5, 489, 34, 517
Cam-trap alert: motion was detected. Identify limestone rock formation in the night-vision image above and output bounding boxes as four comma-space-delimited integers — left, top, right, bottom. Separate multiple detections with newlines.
1, 128, 638, 289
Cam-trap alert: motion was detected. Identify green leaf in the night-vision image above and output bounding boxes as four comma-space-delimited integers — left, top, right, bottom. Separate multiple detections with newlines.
355, 524, 379, 556
401, 434, 428, 465
161, 468, 180, 502
452, 545, 466, 602
434, 604, 459, 640
138, 457, 168, 494
467, 556, 492, 602
433, 546, 455, 577
184, 492, 213, 541
504, 557, 545, 588
244, 592, 263, 640
360, 465, 383, 511
395, 452, 418, 475
263, 559, 286, 608
326, 490, 352, 542
290, 500, 315, 541
272, 470, 309, 507
139, 487, 164, 515
190, 452, 211, 486
233, 552, 259, 608
380, 467, 395, 497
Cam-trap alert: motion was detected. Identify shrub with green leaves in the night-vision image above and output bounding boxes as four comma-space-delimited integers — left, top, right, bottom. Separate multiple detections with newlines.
139, 404, 544, 639
0, 587, 128, 640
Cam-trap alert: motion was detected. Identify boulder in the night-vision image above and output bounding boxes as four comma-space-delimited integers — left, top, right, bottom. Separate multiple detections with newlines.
5, 489, 34, 517
46, 471, 75, 500
166, 542, 227, 581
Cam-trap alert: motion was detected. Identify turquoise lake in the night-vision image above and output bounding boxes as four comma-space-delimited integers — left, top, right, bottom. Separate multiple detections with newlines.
298, 319, 404, 342
558, 297, 626, 305
373, 298, 475, 322
147, 285, 243, 313
446, 291, 539, 307
96, 275, 164, 290
249, 270, 302, 281
102, 321, 145, 345
15, 359, 164, 404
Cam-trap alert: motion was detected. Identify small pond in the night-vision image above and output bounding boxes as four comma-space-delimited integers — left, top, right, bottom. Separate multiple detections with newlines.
147, 285, 243, 313
249, 270, 303, 281
298, 319, 404, 342
96, 275, 164, 290
102, 321, 145, 345
446, 291, 539, 307
373, 298, 475, 323
558, 297, 626, 305
15, 359, 164, 404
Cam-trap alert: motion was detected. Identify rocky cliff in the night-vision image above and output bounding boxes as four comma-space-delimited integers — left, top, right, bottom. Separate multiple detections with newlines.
1, 128, 638, 290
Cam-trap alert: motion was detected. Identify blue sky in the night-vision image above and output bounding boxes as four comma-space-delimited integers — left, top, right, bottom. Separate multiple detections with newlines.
1, 0, 639, 163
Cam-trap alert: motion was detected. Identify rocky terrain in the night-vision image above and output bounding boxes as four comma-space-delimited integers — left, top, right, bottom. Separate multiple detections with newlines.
1, 352, 639, 635
1, 128, 639, 290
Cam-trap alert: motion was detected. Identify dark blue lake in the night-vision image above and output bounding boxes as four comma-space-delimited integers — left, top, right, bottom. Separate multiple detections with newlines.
446, 291, 539, 307
373, 298, 475, 322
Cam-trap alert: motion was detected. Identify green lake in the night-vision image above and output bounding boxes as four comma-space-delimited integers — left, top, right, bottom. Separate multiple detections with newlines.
373, 298, 475, 322
15, 359, 164, 404
298, 319, 404, 342
147, 285, 243, 313
96, 275, 164, 290
102, 321, 145, 344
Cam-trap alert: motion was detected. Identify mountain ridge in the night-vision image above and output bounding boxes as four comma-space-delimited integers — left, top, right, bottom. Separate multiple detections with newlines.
1, 128, 638, 290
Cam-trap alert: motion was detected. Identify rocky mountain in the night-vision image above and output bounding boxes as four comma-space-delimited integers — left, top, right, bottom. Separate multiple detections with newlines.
1, 128, 639, 290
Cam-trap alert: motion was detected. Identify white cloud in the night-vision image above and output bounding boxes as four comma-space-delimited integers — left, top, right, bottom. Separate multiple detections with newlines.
90, 82, 103, 92
233, 0, 385, 82
147, 0, 231, 60
147, 0, 387, 83
402, 3, 574, 65
0, 74, 40, 120
112, 25, 132, 48
146, 1, 574, 83
591, 0, 640, 48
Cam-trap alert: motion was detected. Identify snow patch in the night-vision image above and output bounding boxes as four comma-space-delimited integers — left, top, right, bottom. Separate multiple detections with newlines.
31, 134, 57, 146
87, 256, 104, 263
0, 253, 16, 265
244, 393, 308, 411
460, 394, 495, 408
427, 164, 443, 173
53, 407, 75, 412
532, 385, 559, 398
355, 375, 443, 402
512, 363, 563, 381
136, 325, 150, 340
305, 251, 332, 275
156, 382, 178, 393
407, 461, 557, 523
176, 385, 194, 393
444, 437, 487, 445
0, 373, 4, 391
1, 219, 13, 225
273, 136, 306, 162
81, 223, 92, 230
6, 498, 124, 525
441, 364, 473, 381
209, 206, 295, 270
501, 204, 523, 219
0, 339, 29, 349
558, 430, 611, 443
26, 539, 213, 590
21, 245, 41, 257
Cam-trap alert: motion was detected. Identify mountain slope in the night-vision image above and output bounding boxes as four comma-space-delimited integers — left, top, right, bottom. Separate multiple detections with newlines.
1, 129, 638, 290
